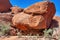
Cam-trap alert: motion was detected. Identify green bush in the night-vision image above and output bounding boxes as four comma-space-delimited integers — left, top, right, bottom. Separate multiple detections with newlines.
0, 21, 11, 36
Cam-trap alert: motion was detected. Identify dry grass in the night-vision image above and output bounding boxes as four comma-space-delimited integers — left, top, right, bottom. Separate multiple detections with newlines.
0, 20, 60, 40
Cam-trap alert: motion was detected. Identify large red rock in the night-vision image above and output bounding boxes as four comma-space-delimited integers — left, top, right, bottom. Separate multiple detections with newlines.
24, 1, 56, 29
12, 2, 56, 31
0, 0, 12, 12
24, 1, 55, 15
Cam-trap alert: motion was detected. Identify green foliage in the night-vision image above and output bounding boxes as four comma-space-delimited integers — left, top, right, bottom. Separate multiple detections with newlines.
43, 29, 53, 37
0, 21, 11, 36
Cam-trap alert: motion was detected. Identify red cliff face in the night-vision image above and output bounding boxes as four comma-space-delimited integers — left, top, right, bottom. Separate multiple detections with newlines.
0, 0, 12, 12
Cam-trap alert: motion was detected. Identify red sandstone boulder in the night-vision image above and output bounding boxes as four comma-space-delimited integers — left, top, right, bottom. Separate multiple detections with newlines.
12, 12, 44, 30
24, 1, 55, 14
12, 12, 31, 30
10, 6, 23, 14
12, 2, 56, 31
24, 1, 56, 29
0, 0, 12, 12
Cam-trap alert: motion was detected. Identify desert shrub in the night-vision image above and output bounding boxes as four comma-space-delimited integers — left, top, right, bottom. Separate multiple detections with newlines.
43, 29, 53, 37
0, 21, 11, 36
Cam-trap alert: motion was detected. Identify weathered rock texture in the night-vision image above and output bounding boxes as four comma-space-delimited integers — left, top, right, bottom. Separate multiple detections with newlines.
0, 0, 12, 12
0, 13, 13, 22
10, 6, 23, 14
24, 2, 56, 15
12, 1, 56, 31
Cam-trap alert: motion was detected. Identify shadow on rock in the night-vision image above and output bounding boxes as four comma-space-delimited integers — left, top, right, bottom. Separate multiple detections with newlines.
49, 19, 59, 28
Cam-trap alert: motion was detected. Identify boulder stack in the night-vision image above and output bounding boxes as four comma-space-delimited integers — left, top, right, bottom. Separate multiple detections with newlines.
12, 1, 56, 31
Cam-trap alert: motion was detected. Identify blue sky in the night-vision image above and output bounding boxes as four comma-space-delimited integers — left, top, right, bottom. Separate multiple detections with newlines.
10, 0, 60, 16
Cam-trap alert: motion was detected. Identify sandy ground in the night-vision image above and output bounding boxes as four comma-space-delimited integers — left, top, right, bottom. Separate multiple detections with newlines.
0, 36, 55, 40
